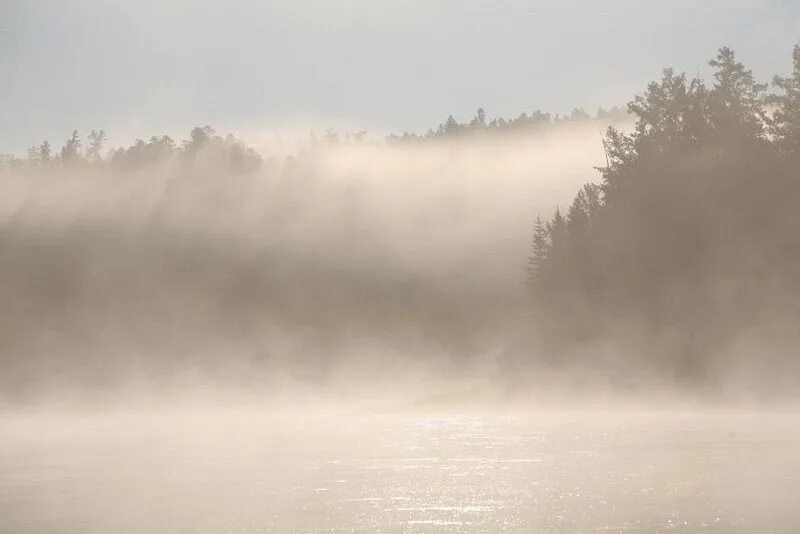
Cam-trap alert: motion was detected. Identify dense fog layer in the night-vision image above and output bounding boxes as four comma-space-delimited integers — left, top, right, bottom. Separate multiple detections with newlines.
2, 47, 800, 408
0, 122, 624, 403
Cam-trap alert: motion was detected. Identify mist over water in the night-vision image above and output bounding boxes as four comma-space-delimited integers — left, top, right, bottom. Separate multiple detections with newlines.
3, 7, 800, 526
2, 115, 798, 532
0, 123, 626, 404
2, 117, 796, 406
3, 408, 800, 533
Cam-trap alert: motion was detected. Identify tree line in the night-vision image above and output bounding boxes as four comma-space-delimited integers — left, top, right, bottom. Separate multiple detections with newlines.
2, 125, 261, 173
387, 106, 627, 143
2, 105, 628, 171
528, 46, 800, 375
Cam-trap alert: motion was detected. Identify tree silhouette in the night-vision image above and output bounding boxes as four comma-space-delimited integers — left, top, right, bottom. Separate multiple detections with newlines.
60, 130, 83, 164
529, 46, 800, 373
708, 46, 768, 142
528, 216, 550, 286
86, 129, 107, 162
768, 45, 800, 152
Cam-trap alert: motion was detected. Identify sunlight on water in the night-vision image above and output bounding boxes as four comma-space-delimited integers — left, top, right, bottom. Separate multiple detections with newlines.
1, 411, 799, 533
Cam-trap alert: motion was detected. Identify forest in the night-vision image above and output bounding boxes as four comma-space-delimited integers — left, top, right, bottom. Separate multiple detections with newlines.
528, 47, 800, 384
0, 46, 798, 399
3, 125, 262, 173
386, 106, 627, 143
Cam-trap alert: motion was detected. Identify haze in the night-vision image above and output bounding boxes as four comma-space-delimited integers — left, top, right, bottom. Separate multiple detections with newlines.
2, 2, 800, 533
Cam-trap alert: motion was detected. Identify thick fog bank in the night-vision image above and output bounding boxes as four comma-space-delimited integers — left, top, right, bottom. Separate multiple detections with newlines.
0, 126, 613, 400
1, 115, 798, 404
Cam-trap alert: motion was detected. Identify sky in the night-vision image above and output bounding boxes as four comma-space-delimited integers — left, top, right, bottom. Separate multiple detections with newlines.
1, 0, 799, 155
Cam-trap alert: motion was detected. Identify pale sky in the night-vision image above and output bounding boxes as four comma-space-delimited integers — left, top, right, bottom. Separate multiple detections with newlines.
1, 0, 799, 154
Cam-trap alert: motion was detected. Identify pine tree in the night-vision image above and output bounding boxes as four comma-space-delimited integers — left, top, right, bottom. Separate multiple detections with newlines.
86, 129, 107, 162
581, 183, 603, 223
27, 145, 41, 162
768, 45, 800, 152
60, 130, 82, 165
528, 216, 551, 284
470, 108, 487, 129
566, 190, 589, 237
40, 141, 51, 162
441, 114, 459, 136
548, 208, 567, 251
708, 46, 768, 140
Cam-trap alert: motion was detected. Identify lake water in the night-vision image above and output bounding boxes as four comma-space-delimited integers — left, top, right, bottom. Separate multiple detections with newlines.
2, 410, 799, 533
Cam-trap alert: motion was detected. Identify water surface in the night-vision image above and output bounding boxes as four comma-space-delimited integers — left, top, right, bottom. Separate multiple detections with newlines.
2, 410, 799, 533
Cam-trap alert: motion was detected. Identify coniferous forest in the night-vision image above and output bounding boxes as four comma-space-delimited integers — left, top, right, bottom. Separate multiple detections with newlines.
527, 47, 800, 382
1, 46, 799, 396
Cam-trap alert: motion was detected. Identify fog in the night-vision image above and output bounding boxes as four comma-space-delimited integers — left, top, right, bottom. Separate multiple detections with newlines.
0, 123, 611, 403
3, 25, 800, 529
2, 110, 799, 409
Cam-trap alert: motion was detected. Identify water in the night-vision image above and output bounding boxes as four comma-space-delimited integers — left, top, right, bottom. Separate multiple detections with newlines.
2, 410, 799, 533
